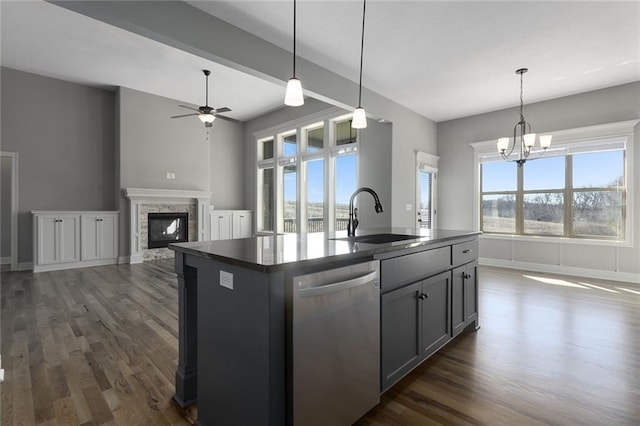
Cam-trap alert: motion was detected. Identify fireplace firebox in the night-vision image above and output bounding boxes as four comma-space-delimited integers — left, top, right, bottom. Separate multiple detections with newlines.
148, 212, 188, 249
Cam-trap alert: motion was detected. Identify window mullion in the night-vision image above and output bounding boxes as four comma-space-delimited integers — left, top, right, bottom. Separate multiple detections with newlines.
565, 155, 573, 237
516, 165, 524, 235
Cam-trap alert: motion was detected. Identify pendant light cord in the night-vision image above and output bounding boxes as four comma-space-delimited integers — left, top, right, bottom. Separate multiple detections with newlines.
292, 0, 297, 78
358, 0, 366, 107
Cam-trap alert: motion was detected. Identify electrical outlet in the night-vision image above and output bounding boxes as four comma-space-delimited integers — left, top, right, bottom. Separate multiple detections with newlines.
220, 270, 233, 290
166, 172, 172, 179
406, 204, 412, 211
171, 172, 176, 179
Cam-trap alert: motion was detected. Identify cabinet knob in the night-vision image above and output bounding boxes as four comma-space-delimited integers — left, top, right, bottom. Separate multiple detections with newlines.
418, 293, 429, 301
462, 249, 472, 254
463, 273, 471, 280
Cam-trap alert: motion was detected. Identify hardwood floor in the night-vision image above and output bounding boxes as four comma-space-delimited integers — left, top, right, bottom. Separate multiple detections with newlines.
2, 262, 639, 425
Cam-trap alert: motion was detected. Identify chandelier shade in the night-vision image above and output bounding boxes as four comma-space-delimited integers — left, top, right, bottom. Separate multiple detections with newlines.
498, 68, 551, 166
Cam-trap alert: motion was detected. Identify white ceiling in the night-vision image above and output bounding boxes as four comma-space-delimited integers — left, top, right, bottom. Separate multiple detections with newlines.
2, 1, 639, 123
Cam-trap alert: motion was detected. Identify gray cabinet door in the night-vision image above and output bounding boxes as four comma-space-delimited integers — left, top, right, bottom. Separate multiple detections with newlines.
420, 271, 451, 359
381, 281, 421, 392
451, 266, 466, 337
464, 261, 478, 325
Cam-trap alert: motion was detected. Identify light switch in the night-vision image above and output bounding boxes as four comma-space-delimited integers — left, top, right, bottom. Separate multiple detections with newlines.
220, 270, 233, 290
166, 172, 172, 179
406, 204, 412, 211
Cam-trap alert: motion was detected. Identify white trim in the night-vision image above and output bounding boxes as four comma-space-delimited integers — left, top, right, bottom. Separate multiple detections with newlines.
33, 258, 119, 273
18, 262, 33, 271
416, 151, 439, 170
481, 233, 633, 248
470, 119, 640, 155
118, 256, 130, 264
0, 256, 11, 265
480, 257, 640, 285
1, 152, 19, 271
122, 188, 211, 200
252, 107, 346, 141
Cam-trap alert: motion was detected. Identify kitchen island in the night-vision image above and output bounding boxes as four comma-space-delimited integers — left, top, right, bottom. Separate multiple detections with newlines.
170, 228, 480, 426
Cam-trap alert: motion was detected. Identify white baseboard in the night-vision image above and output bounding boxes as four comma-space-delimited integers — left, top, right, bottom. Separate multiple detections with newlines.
129, 254, 143, 264
118, 256, 130, 264
18, 262, 33, 271
0, 256, 11, 265
479, 257, 640, 284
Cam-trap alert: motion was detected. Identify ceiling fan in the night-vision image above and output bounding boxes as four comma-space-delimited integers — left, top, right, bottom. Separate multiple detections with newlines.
171, 70, 233, 127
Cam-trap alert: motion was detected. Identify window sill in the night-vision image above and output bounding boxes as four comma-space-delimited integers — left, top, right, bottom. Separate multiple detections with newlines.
480, 233, 633, 248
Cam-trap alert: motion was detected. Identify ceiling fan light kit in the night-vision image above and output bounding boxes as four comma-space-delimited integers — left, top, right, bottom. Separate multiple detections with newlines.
284, 0, 304, 106
352, 0, 367, 129
497, 68, 552, 166
171, 69, 232, 129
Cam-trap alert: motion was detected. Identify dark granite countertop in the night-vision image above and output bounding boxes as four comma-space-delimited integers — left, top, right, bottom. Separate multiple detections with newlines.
170, 228, 480, 272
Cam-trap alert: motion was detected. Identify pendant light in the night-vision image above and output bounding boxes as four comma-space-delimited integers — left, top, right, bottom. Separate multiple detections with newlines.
284, 0, 304, 106
352, 0, 367, 129
497, 68, 552, 166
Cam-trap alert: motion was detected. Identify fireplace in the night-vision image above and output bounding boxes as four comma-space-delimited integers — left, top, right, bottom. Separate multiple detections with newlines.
148, 212, 188, 249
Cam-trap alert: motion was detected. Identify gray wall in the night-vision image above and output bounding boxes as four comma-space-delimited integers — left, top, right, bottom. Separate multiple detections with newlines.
358, 120, 393, 229
437, 82, 640, 279
116, 87, 245, 256
118, 86, 211, 191
0, 67, 116, 264
210, 118, 245, 210
1, 156, 12, 259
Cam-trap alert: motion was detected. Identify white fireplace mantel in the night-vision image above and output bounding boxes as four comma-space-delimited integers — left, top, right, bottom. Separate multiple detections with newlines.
123, 188, 211, 263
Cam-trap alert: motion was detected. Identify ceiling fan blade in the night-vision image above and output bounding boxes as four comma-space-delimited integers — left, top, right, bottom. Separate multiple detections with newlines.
178, 105, 200, 112
171, 113, 199, 118
214, 107, 231, 113
214, 114, 240, 124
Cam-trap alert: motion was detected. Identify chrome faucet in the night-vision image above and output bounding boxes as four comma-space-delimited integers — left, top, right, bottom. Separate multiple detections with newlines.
347, 187, 384, 236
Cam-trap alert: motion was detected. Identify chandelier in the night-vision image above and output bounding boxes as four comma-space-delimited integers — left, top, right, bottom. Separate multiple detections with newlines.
497, 68, 552, 166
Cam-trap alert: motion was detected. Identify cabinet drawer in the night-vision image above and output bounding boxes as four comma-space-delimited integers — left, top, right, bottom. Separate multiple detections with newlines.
381, 246, 450, 292
452, 240, 478, 267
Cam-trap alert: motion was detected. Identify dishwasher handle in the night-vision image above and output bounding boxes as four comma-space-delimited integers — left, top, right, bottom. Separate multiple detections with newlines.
298, 271, 378, 297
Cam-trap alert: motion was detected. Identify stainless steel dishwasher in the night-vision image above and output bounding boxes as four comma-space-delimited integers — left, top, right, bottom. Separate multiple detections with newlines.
292, 260, 380, 426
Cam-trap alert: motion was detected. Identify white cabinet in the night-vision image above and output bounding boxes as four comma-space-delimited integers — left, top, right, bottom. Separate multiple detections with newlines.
211, 212, 232, 240
210, 210, 252, 241
81, 213, 119, 261
35, 214, 80, 267
33, 211, 119, 272
232, 211, 252, 239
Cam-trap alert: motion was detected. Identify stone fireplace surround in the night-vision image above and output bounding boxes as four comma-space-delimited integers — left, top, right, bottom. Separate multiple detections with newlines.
123, 188, 211, 263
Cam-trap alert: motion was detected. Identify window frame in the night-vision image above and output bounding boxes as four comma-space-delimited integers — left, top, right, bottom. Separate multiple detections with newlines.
471, 120, 637, 247
254, 108, 359, 235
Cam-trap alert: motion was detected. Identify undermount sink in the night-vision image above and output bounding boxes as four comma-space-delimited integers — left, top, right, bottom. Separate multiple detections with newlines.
331, 233, 421, 244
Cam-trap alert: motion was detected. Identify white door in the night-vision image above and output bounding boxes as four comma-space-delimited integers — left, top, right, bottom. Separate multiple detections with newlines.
81, 215, 100, 261
99, 214, 118, 259
415, 151, 438, 230
417, 169, 436, 229
232, 211, 252, 239
59, 215, 80, 263
37, 216, 59, 265
211, 212, 231, 240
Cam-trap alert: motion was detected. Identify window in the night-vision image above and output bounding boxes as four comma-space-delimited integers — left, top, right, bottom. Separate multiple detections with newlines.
416, 151, 439, 230
480, 138, 628, 241
256, 113, 358, 234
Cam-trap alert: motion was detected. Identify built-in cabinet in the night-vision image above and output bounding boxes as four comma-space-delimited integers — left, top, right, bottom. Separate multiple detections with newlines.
210, 210, 252, 240
380, 238, 479, 392
33, 211, 119, 272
